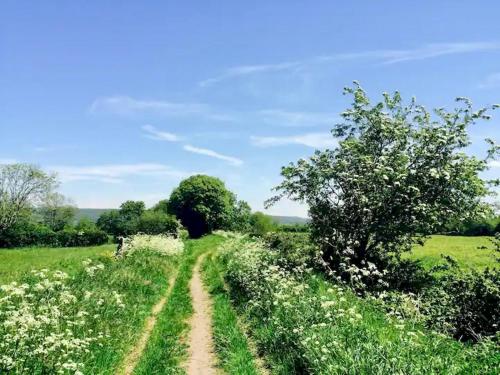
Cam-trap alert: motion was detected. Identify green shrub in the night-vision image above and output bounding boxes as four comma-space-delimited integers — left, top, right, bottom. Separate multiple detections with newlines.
264, 231, 319, 269
0, 224, 108, 248
137, 211, 180, 236
420, 269, 500, 341
55, 229, 108, 247
219, 237, 498, 374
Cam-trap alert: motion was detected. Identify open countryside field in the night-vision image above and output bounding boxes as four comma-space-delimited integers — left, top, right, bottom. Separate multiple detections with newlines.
0, 244, 115, 284
1, 234, 498, 374
409, 235, 497, 270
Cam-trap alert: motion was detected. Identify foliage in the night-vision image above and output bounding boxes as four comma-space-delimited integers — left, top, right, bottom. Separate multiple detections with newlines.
74, 217, 97, 231
137, 210, 180, 236
37, 192, 77, 231
0, 218, 108, 248
0, 164, 58, 233
264, 231, 320, 270
248, 211, 276, 237
443, 216, 500, 236
152, 199, 169, 214
277, 223, 310, 233
219, 237, 498, 374
421, 268, 499, 341
121, 234, 184, 257
229, 200, 252, 232
168, 175, 239, 238
268, 83, 498, 289
96, 201, 169, 237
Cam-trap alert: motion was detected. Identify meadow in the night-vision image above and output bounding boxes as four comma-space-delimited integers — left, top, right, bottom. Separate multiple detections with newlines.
0, 244, 115, 284
0, 233, 498, 374
409, 235, 497, 270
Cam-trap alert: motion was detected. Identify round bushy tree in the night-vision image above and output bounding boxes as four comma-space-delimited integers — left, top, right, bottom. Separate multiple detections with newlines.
168, 175, 236, 238
268, 83, 499, 286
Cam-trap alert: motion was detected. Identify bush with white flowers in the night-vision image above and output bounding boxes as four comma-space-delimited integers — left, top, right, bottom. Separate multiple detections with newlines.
121, 234, 184, 257
219, 237, 498, 374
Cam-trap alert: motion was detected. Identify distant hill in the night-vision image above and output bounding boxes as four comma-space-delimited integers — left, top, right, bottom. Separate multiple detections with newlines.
76, 208, 308, 225
270, 215, 309, 225
75, 208, 116, 222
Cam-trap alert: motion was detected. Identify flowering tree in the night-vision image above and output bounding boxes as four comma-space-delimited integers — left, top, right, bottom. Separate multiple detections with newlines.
268, 83, 499, 283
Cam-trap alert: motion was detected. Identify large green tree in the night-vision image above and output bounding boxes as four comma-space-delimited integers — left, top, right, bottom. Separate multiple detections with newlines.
268, 83, 498, 286
168, 175, 238, 237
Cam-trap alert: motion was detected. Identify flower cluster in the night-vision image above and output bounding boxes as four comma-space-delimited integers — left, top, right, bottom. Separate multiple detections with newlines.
220, 237, 496, 374
121, 234, 184, 257
0, 262, 124, 374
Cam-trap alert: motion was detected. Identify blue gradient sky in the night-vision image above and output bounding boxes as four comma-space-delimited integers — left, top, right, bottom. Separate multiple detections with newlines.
1, 1, 499, 216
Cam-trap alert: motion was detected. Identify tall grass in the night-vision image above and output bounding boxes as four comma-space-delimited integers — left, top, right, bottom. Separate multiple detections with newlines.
219, 237, 499, 374
0, 240, 181, 374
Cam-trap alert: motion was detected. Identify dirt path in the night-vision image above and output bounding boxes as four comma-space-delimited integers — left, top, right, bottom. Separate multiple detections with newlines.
185, 255, 218, 375
117, 272, 177, 375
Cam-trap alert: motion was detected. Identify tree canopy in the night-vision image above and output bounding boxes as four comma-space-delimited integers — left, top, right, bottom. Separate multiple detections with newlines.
0, 164, 57, 233
168, 175, 241, 237
268, 83, 499, 287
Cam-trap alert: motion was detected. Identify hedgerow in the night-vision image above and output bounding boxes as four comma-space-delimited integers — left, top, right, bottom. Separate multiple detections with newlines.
219, 237, 499, 374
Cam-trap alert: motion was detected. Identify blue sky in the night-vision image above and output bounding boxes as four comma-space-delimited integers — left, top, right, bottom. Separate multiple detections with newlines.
1, 1, 499, 217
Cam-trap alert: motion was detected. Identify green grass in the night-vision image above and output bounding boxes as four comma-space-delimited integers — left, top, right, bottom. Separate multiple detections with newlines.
0, 244, 115, 284
219, 238, 499, 375
134, 235, 224, 375
201, 252, 260, 375
0, 247, 180, 374
408, 235, 497, 270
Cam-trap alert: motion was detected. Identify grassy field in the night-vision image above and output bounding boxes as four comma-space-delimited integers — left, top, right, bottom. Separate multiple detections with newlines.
0, 244, 115, 284
409, 235, 497, 270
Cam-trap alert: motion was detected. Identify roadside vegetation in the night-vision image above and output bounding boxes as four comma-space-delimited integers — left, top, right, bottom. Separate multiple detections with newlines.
0, 235, 183, 374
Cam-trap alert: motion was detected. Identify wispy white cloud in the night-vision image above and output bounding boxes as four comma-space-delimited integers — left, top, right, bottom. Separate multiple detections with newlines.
489, 160, 500, 168
89, 96, 233, 121
257, 109, 337, 127
49, 163, 191, 184
479, 72, 500, 89
141, 124, 182, 142
183, 145, 243, 166
200, 42, 500, 86
250, 133, 337, 148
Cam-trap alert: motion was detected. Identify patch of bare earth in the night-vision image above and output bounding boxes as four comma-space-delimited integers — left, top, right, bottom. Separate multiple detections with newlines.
117, 273, 177, 375
185, 255, 219, 375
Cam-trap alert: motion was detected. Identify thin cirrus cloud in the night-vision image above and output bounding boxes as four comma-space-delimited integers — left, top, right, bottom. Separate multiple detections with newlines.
183, 145, 243, 167
478, 73, 500, 89
90, 95, 335, 128
250, 133, 337, 149
48, 163, 191, 184
142, 124, 182, 142
256, 109, 337, 127
89, 96, 233, 122
199, 42, 500, 87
